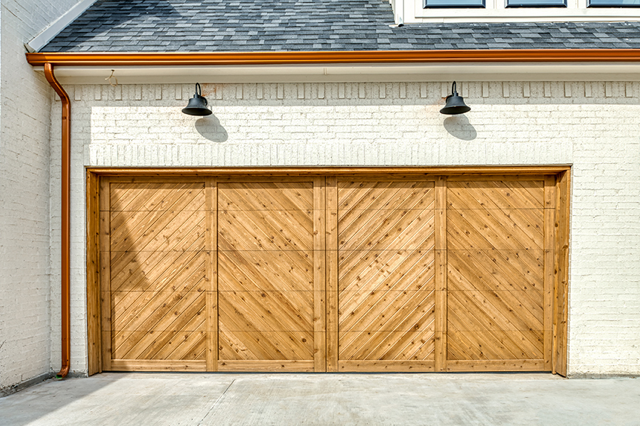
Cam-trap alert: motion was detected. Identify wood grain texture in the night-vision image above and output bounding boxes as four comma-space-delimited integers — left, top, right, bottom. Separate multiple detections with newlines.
326, 177, 339, 372
205, 178, 217, 371
543, 176, 556, 372
338, 360, 435, 372
93, 171, 566, 374
110, 359, 206, 371
446, 179, 547, 365
554, 171, 571, 377
217, 181, 318, 367
337, 180, 437, 367
434, 177, 447, 372
99, 178, 112, 371
86, 171, 101, 375
88, 167, 570, 177
218, 360, 314, 372
313, 178, 327, 372
446, 359, 545, 372
104, 179, 208, 370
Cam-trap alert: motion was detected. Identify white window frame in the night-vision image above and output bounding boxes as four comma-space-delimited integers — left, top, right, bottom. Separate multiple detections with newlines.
393, 0, 640, 23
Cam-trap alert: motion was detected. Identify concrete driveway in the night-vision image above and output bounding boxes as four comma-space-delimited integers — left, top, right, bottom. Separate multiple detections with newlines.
0, 373, 638, 426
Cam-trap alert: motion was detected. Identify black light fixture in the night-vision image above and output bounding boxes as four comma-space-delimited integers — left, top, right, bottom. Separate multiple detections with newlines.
182, 83, 212, 116
440, 82, 471, 115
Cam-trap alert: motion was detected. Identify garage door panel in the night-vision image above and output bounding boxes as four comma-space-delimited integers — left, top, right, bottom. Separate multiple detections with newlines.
447, 180, 544, 209
337, 181, 402, 222
112, 289, 206, 333
218, 209, 313, 252
448, 292, 543, 360
218, 330, 313, 361
218, 250, 312, 292
336, 179, 437, 370
218, 182, 313, 211
113, 329, 206, 361
445, 179, 546, 366
218, 248, 313, 291
448, 249, 543, 294
339, 288, 435, 332
365, 327, 436, 361
110, 182, 204, 212
217, 180, 322, 369
448, 250, 544, 307
218, 290, 313, 332
339, 186, 435, 251
338, 206, 433, 253
110, 262, 205, 328
447, 208, 541, 251
111, 249, 208, 293
340, 327, 435, 361
110, 209, 205, 256
339, 248, 435, 296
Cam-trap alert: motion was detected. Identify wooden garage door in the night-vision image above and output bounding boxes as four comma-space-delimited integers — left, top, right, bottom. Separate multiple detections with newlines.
96, 173, 562, 373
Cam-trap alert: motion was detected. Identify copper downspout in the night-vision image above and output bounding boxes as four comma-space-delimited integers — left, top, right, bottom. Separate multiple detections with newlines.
44, 63, 71, 379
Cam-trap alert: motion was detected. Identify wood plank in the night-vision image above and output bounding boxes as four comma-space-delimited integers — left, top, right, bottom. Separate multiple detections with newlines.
446, 359, 546, 372
99, 178, 112, 371
338, 360, 435, 372
110, 359, 206, 372
543, 176, 556, 372
87, 171, 101, 375
217, 360, 314, 372
554, 170, 571, 376
434, 176, 447, 372
206, 177, 217, 371
326, 176, 339, 372
313, 178, 326, 372
90, 167, 570, 177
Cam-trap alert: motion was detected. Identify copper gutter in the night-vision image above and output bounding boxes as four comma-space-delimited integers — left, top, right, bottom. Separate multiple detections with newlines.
25, 48, 640, 66
44, 63, 71, 379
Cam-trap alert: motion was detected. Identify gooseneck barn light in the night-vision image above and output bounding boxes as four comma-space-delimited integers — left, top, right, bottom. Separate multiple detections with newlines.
440, 82, 471, 115
182, 83, 212, 116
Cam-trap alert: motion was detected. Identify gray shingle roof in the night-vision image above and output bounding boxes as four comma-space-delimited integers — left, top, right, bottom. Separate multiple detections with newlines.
41, 0, 640, 52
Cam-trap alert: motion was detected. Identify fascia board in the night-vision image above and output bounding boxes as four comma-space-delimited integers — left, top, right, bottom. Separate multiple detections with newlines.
30, 62, 640, 84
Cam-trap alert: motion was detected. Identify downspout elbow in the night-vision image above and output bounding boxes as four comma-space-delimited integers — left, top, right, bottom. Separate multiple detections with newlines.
44, 63, 71, 380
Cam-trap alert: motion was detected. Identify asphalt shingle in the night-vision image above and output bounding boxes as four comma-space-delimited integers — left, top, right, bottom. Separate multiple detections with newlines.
41, 0, 640, 52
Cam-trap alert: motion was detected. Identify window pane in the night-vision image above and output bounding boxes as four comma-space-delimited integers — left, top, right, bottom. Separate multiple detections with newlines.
507, 0, 566, 6
424, 0, 485, 8
589, 0, 640, 6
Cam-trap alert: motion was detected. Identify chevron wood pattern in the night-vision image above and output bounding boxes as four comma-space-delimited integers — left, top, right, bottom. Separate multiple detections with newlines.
105, 181, 208, 364
336, 180, 436, 369
446, 179, 545, 362
217, 181, 320, 366
97, 173, 560, 373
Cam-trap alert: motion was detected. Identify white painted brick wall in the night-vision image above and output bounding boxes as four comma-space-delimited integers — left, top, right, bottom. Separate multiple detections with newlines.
0, 0, 83, 391
49, 80, 640, 376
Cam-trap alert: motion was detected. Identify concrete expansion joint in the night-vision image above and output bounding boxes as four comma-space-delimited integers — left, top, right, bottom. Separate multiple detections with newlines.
196, 378, 237, 425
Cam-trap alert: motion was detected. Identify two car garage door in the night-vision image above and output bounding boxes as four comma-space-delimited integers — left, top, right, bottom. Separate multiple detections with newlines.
98, 173, 560, 373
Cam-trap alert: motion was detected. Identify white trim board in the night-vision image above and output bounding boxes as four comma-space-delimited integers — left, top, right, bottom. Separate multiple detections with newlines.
32, 62, 640, 85
26, 0, 98, 53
